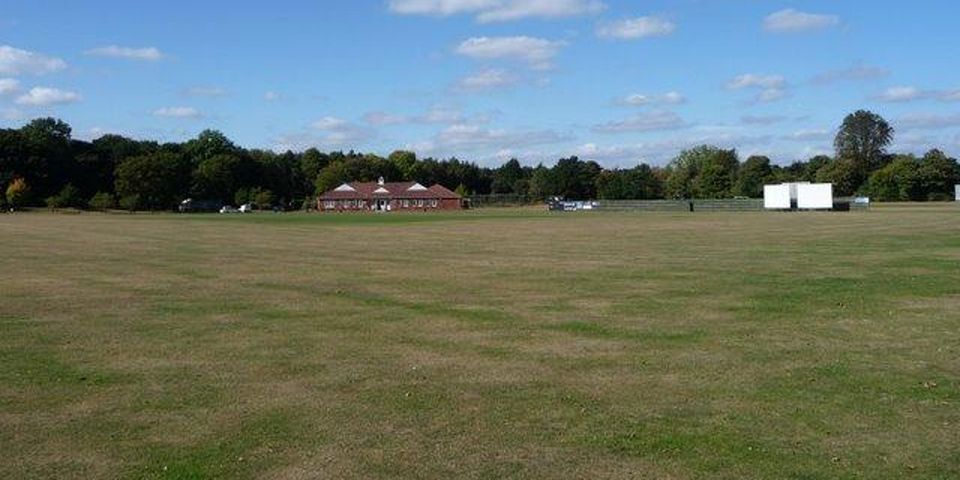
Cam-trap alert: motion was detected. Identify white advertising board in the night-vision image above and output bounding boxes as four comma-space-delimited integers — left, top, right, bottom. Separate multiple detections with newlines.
763, 184, 791, 209
797, 183, 833, 210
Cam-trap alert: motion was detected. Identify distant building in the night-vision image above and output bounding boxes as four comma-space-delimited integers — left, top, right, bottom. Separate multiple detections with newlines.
318, 178, 462, 212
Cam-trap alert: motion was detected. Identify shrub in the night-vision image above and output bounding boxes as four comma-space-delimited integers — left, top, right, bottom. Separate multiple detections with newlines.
118, 194, 140, 212
88, 192, 115, 211
45, 184, 82, 209
5, 178, 30, 209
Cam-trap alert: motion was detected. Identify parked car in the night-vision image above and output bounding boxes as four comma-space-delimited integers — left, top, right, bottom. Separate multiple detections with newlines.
239, 203, 255, 213
219, 206, 239, 214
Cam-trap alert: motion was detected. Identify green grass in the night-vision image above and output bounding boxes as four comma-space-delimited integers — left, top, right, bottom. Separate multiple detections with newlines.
1, 204, 958, 479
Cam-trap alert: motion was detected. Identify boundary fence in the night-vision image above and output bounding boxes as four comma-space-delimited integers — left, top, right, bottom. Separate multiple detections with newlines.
467, 195, 870, 212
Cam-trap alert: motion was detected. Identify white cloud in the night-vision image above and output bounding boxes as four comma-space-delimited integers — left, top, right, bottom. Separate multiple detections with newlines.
85, 45, 164, 61
897, 113, 960, 130
183, 86, 228, 97
620, 91, 685, 106
763, 9, 839, 33
783, 129, 831, 141
364, 106, 473, 126
0, 45, 67, 76
593, 111, 689, 133
298, 116, 376, 148
568, 132, 777, 166
152, 106, 202, 118
15, 87, 81, 106
874, 86, 960, 103
940, 89, 960, 102
0, 78, 19, 95
597, 16, 675, 40
364, 111, 410, 126
812, 65, 889, 85
413, 123, 570, 155
455, 36, 565, 70
727, 74, 788, 103
757, 88, 788, 102
388, 0, 605, 23
1, 107, 25, 121
876, 86, 924, 102
741, 115, 788, 126
455, 68, 519, 91
311, 116, 349, 130
264, 91, 281, 102
727, 74, 785, 90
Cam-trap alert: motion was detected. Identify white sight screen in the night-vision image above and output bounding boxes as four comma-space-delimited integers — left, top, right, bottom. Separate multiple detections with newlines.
764, 185, 791, 209
797, 183, 833, 209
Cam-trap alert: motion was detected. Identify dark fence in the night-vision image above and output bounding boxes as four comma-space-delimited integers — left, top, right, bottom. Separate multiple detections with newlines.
469, 195, 868, 212
466, 194, 542, 208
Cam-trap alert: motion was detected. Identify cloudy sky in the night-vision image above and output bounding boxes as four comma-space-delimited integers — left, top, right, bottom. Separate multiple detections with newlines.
1, 1, 958, 166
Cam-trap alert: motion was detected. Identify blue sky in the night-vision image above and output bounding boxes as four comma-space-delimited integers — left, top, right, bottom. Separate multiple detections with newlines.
1, 0, 958, 167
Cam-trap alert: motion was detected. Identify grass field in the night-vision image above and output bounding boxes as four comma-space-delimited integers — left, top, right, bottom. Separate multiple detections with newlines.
2, 205, 958, 479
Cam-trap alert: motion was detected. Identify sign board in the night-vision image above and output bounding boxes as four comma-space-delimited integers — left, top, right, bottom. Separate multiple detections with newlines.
955, 184, 959, 202
797, 183, 833, 209
763, 184, 791, 209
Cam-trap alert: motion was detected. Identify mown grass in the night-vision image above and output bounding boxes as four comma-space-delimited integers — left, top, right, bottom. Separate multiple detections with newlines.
1, 204, 958, 479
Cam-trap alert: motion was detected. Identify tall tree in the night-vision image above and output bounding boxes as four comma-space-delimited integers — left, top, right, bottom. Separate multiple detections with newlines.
835, 110, 894, 175
388, 150, 417, 180
115, 152, 191, 210
734, 155, 773, 198
491, 158, 524, 194
666, 145, 738, 199
917, 149, 960, 200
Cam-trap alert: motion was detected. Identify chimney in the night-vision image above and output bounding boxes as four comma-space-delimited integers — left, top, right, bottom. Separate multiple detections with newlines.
378, 176, 385, 186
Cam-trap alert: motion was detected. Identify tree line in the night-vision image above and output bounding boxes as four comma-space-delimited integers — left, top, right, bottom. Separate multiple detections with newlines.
1, 110, 957, 211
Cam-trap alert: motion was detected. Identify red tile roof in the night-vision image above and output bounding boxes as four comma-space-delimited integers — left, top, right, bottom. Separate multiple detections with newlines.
320, 182, 461, 200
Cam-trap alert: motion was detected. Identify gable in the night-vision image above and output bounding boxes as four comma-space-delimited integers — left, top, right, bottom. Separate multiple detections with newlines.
334, 183, 356, 192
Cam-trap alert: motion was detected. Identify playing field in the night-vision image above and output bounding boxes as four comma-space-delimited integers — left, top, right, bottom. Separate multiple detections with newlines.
1, 205, 958, 479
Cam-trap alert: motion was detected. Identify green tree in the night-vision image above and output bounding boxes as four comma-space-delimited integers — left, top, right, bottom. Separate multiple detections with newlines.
595, 165, 664, 200
734, 155, 773, 198
314, 161, 350, 195
917, 149, 960, 200
815, 159, 861, 196
865, 156, 922, 201
45, 183, 82, 209
835, 110, 894, 176
388, 150, 417, 180
666, 146, 738, 198
20, 117, 72, 144
492, 158, 524, 194
115, 152, 191, 210
88, 192, 115, 211
527, 165, 553, 199
192, 154, 244, 200
551, 157, 601, 199
183, 130, 238, 164
118, 194, 140, 212
300, 148, 329, 192
253, 188, 274, 208
695, 149, 739, 198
